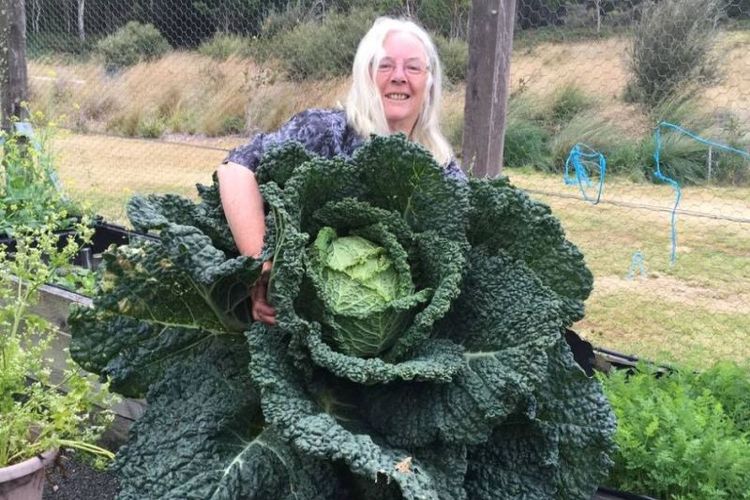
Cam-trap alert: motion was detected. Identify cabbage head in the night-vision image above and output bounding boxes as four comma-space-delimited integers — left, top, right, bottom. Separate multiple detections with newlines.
70, 135, 615, 500
308, 226, 431, 357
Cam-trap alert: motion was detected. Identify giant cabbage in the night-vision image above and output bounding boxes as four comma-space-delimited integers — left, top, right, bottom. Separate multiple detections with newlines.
70, 134, 615, 499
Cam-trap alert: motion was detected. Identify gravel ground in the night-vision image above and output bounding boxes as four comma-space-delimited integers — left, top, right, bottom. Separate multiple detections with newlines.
43, 452, 118, 500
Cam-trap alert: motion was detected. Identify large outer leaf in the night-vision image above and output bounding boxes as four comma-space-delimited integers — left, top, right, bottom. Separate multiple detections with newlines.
70, 193, 264, 398
247, 324, 446, 500
351, 134, 469, 242
128, 181, 237, 254
466, 177, 593, 323
115, 338, 341, 500
305, 326, 465, 384
463, 338, 616, 499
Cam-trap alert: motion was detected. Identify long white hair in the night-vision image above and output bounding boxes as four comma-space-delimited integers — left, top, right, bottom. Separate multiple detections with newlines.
346, 17, 454, 166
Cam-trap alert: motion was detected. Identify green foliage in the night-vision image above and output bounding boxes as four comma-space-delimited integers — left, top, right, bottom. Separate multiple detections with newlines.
433, 35, 468, 83
549, 112, 631, 173
0, 220, 115, 467
414, 0, 471, 39
641, 94, 750, 185
601, 362, 750, 499
726, 0, 750, 18
259, 3, 310, 38
269, 8, 377, 80
26, 32, 96, 61
197, 32, 251, 60
95, 21, 170, 70
50, 265, 98, 296
550, 83, 594, 124
71, 136, 614, 498
628, 0, 722, 105
504, 118, 552, 169
0, 115, 83, 237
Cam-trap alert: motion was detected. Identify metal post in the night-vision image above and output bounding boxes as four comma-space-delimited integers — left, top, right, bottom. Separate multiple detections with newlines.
462, 0, 516, 178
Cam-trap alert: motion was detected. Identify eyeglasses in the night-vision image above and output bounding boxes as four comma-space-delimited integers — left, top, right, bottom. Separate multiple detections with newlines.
376, 57, 429, 76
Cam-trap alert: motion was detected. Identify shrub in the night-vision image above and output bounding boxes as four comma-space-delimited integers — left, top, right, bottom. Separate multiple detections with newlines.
197, 33, 251, 60
549, 111, 625, 173
550, 83, 593, 124
417, 0, 471, 39
260, 3, 309, 38
639, 96, 750, 185
433, 34, 468, 83
0, 114, 83, 235
136, 114, 167, 139
96, 21, 170, 70
504, 119, 552, 169
601, 362, 750, 499
628, 0, 722, 105
271, 8, 376, 80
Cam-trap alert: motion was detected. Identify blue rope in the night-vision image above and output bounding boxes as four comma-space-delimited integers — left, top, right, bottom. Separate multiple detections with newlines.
626, 250, 647, 280
563, 143, 606, 205
653, 122, 750, 264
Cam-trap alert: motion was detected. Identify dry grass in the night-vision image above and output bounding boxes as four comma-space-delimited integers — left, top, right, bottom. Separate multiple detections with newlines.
53, 132, 237, 222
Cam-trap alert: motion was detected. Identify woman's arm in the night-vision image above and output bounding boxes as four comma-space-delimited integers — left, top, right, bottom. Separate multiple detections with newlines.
217, 161, 266, 258
217, 161, 276, 325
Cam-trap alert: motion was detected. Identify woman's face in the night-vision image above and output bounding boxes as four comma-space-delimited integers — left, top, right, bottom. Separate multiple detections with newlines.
375, 31, 430, 136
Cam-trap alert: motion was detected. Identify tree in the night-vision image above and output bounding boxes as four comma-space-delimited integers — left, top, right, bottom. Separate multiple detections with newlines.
77, 0, 85, 41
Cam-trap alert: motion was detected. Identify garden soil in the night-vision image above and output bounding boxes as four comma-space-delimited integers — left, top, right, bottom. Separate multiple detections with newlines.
43, 453, 118, 500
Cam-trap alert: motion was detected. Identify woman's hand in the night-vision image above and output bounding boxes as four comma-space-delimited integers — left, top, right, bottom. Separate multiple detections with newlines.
251, 260, 276, 325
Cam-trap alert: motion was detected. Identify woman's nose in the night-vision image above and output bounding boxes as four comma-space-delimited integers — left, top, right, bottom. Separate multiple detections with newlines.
390, 64, 407, 82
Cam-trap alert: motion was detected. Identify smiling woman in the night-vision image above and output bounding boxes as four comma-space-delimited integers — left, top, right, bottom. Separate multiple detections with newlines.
374, 33, 430, 135
216, 16, 461, 326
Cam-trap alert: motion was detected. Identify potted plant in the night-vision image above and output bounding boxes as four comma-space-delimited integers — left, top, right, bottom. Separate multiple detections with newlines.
0, 218, 116, 500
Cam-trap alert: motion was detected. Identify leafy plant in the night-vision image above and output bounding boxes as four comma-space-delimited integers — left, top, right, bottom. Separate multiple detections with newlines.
627, 0, 722, 106
50, 265, 98, 297
503, 118, 552, 169
197, 33, 251, 60
550, 84, 594, 125
0, 218, 115, 467
95, 21, 170, 70
70, 135, 615, 499
269, 8, 377, 80
433, 34, 468, 83
601, 362, 750, 499
0, 115, 83, 238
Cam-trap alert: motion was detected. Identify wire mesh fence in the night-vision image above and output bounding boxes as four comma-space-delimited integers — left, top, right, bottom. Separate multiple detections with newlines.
5, 0, 750, 365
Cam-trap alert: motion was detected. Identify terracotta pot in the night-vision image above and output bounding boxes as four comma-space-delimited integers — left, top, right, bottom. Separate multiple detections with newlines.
0, 450, 57, 500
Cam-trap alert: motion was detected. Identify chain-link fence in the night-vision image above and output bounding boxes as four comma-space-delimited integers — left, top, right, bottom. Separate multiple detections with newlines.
8, 0, 750, 365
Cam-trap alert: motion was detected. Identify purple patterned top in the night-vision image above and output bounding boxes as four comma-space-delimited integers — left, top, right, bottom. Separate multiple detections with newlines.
224, 108, 466, 181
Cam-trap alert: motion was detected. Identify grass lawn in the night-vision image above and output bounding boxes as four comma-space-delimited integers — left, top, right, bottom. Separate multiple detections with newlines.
53, 133, 750, 367
505, 168, 750, 367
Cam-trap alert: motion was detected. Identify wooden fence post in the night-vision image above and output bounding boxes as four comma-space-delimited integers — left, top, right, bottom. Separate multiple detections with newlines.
1, 0, 29, 132
462, 0, 516, 178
